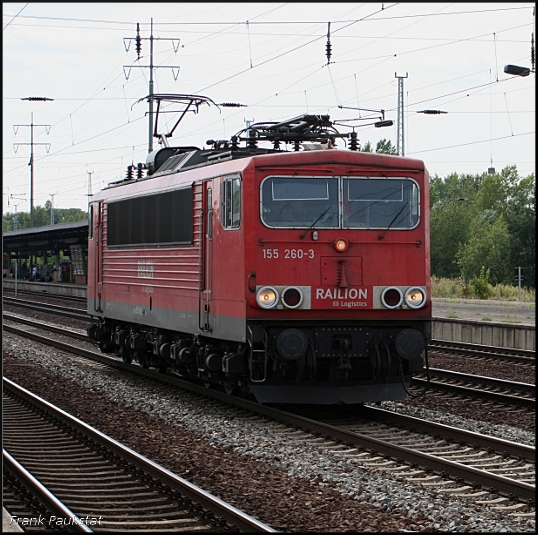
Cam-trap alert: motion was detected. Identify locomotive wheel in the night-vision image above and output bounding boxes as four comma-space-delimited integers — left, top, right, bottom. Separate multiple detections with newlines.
225, 385, 236, 396
122, 354, 132, 364
138, 355, 149, 369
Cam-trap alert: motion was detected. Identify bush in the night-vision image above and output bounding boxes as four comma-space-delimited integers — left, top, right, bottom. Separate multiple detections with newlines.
430, 276, 466, 298
469, 267, 494, 299
431, 275, 535, 302
495, 283, 517, 300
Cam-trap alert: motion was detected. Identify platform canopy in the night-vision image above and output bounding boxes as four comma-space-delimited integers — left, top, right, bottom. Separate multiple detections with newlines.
3, 220, 88, 256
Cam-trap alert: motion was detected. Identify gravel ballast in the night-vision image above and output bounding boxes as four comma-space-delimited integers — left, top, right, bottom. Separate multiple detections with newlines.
3, 331, 535, 533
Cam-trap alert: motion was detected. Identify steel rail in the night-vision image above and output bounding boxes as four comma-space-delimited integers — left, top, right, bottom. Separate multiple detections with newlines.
351, 405, 535, 462
425, 367, 535, 393
411, 374, 535, 409
3, 297, 87, 321
3, 313, 88, 341
429, 340, 535, 364
3, 450, 94, 533
3, 377, 277, 533
4, 296, 534, 361
4, 323, 535, 503
3, 288, 86, 304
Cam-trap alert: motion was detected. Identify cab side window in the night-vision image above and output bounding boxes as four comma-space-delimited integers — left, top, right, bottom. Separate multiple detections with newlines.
221, 176, 241, 229
88, 204, 94, 240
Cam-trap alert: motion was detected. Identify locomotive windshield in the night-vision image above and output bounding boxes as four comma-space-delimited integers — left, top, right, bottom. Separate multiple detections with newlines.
262, 177, 338, 228
343, 178, 418, 229
261, 176, 419, 229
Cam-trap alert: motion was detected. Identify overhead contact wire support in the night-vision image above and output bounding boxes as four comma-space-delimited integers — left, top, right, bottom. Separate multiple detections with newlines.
395, 73, 408, 156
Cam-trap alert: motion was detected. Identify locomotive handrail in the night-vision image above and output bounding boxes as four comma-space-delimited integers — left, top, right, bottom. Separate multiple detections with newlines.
258, 237, 423, 246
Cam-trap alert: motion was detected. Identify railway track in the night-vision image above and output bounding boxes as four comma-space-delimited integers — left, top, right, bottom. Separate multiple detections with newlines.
3, 297, 87, 321
3, 377, 275, 533
3, 312, 534, 411
3, 321, 535, 507
429, 339, 535, 365
3, 288, 87, 305
281, 404, 535, 503
411, 368, 535, 409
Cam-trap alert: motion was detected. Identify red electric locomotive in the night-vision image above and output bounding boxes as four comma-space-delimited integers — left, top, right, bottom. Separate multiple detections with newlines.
87, 95, 431, 404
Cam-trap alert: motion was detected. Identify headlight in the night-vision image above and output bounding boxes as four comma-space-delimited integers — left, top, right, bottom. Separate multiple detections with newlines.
381, 287, 403, 309
334, 238, 349, 252
281, 286, 303, 309
405, 287, 426, 309
256, 286, 279, 309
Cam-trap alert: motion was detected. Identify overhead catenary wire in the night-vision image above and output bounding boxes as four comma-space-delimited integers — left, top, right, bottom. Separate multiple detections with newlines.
504, 93, 514, 136
409, 130, 533, 155
2, 2, 29, 30
3, 4, 534, 214
3, 5, 532, 28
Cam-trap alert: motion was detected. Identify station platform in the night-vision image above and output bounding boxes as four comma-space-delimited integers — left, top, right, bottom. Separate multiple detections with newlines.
3, 279, 86, 299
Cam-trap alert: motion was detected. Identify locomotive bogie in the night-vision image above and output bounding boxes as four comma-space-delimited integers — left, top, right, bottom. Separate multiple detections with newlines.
87, 314, 428, 403
88, 317, 247, 381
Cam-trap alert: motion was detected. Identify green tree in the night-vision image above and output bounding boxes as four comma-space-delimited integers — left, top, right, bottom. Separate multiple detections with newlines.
430, 171, 482, 204
3, 206, 87, 231
360, 141, 373, 152
505, 173, 535, 287
429, 171, 481, 278
375, 138, 397, 154
430, 196, 475, 278
470, 166, 535, 287
429, 166, 535, 288
359, 139, 397, 154
61, 207, 88, 223
456, 214, 511, 285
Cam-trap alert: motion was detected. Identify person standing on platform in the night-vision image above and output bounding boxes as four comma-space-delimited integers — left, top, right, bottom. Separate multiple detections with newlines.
43, 263, 52, 282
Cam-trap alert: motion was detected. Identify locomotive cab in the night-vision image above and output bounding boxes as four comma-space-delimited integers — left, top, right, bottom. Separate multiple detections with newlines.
240, 157, 430, 403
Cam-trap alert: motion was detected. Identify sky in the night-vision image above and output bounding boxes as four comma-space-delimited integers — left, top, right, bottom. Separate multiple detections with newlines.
3, 2, 536, 217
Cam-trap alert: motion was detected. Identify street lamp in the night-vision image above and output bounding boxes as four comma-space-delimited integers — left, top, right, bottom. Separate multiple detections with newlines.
504, 64, 532, 77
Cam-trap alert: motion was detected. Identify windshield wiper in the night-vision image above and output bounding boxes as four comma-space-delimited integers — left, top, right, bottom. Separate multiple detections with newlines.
300, 206, 332, 239
378, 203, 408, 240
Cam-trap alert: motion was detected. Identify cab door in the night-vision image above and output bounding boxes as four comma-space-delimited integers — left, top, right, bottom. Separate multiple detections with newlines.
199, 175, 243, 339
200, 183, 213, 332
87, 201, 103, 314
